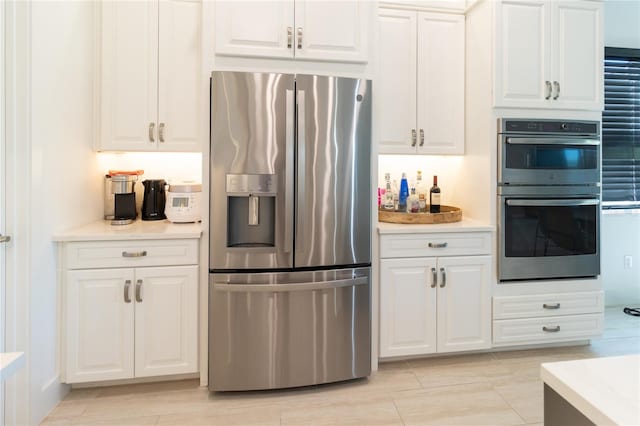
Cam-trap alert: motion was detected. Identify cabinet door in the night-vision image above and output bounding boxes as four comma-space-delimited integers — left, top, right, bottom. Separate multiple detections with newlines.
436, 256, 491, 353
552, 1, 603, 110
134, 266, 198, 377
100, 1, 159, 151
294, 0, 369, 63
214, 1, 294, 59
377, 9, 418, 154
416, 12, 464, 154
494, 0, 551, 108
65, 269, 135, 383
158, 0, 202, 152
380, 258, 437, 357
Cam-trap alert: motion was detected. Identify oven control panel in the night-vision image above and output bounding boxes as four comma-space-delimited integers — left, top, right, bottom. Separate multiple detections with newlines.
502, 120, 599, 135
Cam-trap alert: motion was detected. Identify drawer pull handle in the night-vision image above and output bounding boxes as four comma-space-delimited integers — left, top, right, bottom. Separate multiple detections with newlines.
428, 242, 448, 248
124, 280, 132, 303
430, 267, 437, 288
543, 326, 561, 333
543, 303, 561, 309
135, 279, 143, 303
122, 251, 147, 258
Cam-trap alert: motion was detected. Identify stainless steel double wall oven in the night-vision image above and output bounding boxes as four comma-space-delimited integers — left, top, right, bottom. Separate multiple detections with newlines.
498, 119, 601, 282
209, 72, 372, 391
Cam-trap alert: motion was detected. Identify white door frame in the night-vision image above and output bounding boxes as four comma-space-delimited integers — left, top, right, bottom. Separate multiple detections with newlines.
3, 0, 31, 424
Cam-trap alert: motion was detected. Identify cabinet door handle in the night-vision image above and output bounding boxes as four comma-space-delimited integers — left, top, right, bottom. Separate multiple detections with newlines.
135, 279, 143, 303
149, 122, 155, 142
439, 267, 446, 288
430, 267, 437, 288
122, 251, 147, 258
411, 129, 417, 147
419, 129, 425, 147
553, 81, 560, 100
544, 81, 552, 100
428, 242, 448, 248
543, 325, 561, 333
297, 27, 303, 49
543, 303, 561, 309
124, 280, 132, 303
159, 122, 165, 142
287, 27, 293, 49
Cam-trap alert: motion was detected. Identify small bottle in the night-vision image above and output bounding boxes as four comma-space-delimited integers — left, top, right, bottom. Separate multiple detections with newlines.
408, 187, 420, 213
398, 173, 409, 212
383, 173, 395, 211
429, 175, 441, 213
416, 171, 427, 212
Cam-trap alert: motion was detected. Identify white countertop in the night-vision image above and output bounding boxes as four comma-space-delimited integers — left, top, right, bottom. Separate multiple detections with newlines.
53, 219, 203, 242
377, 218, 494, 234
0, 352, 25, 382
541, 355, 640, 426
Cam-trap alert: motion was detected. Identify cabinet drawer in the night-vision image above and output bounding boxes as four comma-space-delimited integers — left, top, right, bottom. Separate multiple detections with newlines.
493, 291, 604, 320
492, 314, 603, 346
380, 232, 491, 258
65, 239, 198, 269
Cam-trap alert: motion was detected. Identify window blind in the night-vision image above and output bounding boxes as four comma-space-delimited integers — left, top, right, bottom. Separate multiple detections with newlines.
602, 47, 640, 208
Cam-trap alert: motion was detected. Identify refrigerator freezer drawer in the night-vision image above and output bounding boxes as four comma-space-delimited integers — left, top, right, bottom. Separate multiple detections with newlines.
209, 268, 371, 391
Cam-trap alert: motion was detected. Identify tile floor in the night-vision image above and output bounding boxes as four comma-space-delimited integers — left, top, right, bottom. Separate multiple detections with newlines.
43, 306, 640, 425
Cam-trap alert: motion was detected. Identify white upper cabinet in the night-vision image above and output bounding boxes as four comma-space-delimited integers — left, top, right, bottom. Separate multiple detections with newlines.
100, 0, 202, 152
214, 0, 369, 63
378, 9, 464, 154
494, 0, 603, 110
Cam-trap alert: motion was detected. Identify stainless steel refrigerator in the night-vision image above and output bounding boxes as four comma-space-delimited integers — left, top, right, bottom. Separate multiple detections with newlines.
209, 71, 372, 391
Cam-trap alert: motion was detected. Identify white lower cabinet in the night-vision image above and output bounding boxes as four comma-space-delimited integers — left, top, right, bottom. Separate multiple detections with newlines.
492, 290, 604, 347
379, 231, 492, 358
62, 239, 199, 384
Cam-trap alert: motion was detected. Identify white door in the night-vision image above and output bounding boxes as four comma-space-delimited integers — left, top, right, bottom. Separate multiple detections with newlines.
494, 0, 551, 108
134, 266, 198, 377
100, 1, 159, 151
377, 9, 417, 154
416, 12, 464, 155
65, 269, 135, 383
552, 1, 603, 110
380, 257, 437, 357
214, 1, 294, 59
294, 0, 369, 63
436, 256, 491, 353
158, 0, 202, 152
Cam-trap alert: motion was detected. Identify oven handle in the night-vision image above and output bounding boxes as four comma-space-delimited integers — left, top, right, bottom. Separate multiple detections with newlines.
505, 137, 600, 146
506, 199, 600, 207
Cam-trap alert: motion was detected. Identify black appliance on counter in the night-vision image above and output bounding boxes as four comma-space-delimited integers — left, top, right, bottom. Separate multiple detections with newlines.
142, 179, 167, 221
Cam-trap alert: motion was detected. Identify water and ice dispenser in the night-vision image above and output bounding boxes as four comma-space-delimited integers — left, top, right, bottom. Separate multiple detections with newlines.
226, 174, 276, 248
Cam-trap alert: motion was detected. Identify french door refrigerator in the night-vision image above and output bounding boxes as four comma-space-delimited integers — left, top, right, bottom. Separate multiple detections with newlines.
209, 71, 372, 391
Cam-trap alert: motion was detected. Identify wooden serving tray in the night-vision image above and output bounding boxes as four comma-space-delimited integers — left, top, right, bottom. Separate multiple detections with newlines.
378, 205, 462, 224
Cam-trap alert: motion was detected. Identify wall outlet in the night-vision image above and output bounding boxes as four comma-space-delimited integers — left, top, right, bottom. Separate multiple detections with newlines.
624, 255, 633, 269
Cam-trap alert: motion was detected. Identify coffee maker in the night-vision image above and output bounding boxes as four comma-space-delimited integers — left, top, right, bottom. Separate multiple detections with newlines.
142, 179, 167, 221
104, 174, 138, 225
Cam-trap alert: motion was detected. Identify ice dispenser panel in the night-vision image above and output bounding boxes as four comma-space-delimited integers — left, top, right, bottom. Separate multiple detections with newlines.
226, 174, 277, 248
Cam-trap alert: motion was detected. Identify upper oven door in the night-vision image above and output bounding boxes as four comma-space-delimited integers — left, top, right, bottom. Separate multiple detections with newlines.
499, 196, 600, 281
499, 135, 600, 186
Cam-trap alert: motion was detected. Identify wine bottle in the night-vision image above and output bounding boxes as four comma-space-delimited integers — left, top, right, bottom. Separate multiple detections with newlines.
383, 173, 395, 211
429, 175, 441, 213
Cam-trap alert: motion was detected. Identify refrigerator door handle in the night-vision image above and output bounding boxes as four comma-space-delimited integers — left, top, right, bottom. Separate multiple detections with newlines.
284, 89, 295, 253
213, 276, 368, 292
296, 88, 306, 253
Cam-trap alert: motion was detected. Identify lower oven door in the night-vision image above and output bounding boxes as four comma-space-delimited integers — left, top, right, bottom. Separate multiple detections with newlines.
499, 197, 600, 281
209, 267, 371, 391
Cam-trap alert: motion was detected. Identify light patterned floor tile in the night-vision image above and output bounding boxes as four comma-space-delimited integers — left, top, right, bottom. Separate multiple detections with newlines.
281, 397, 403, 425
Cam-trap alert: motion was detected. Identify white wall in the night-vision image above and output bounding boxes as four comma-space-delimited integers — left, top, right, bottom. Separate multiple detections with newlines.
28, 1, 99, 423
601, 0, 640, 306
604, 0, 640, 48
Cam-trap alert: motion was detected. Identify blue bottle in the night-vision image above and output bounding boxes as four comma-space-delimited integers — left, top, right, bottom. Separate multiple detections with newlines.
398, 173, 409, 212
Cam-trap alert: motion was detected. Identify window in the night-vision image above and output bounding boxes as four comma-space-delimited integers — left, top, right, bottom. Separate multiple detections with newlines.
602, 47, 640, 209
